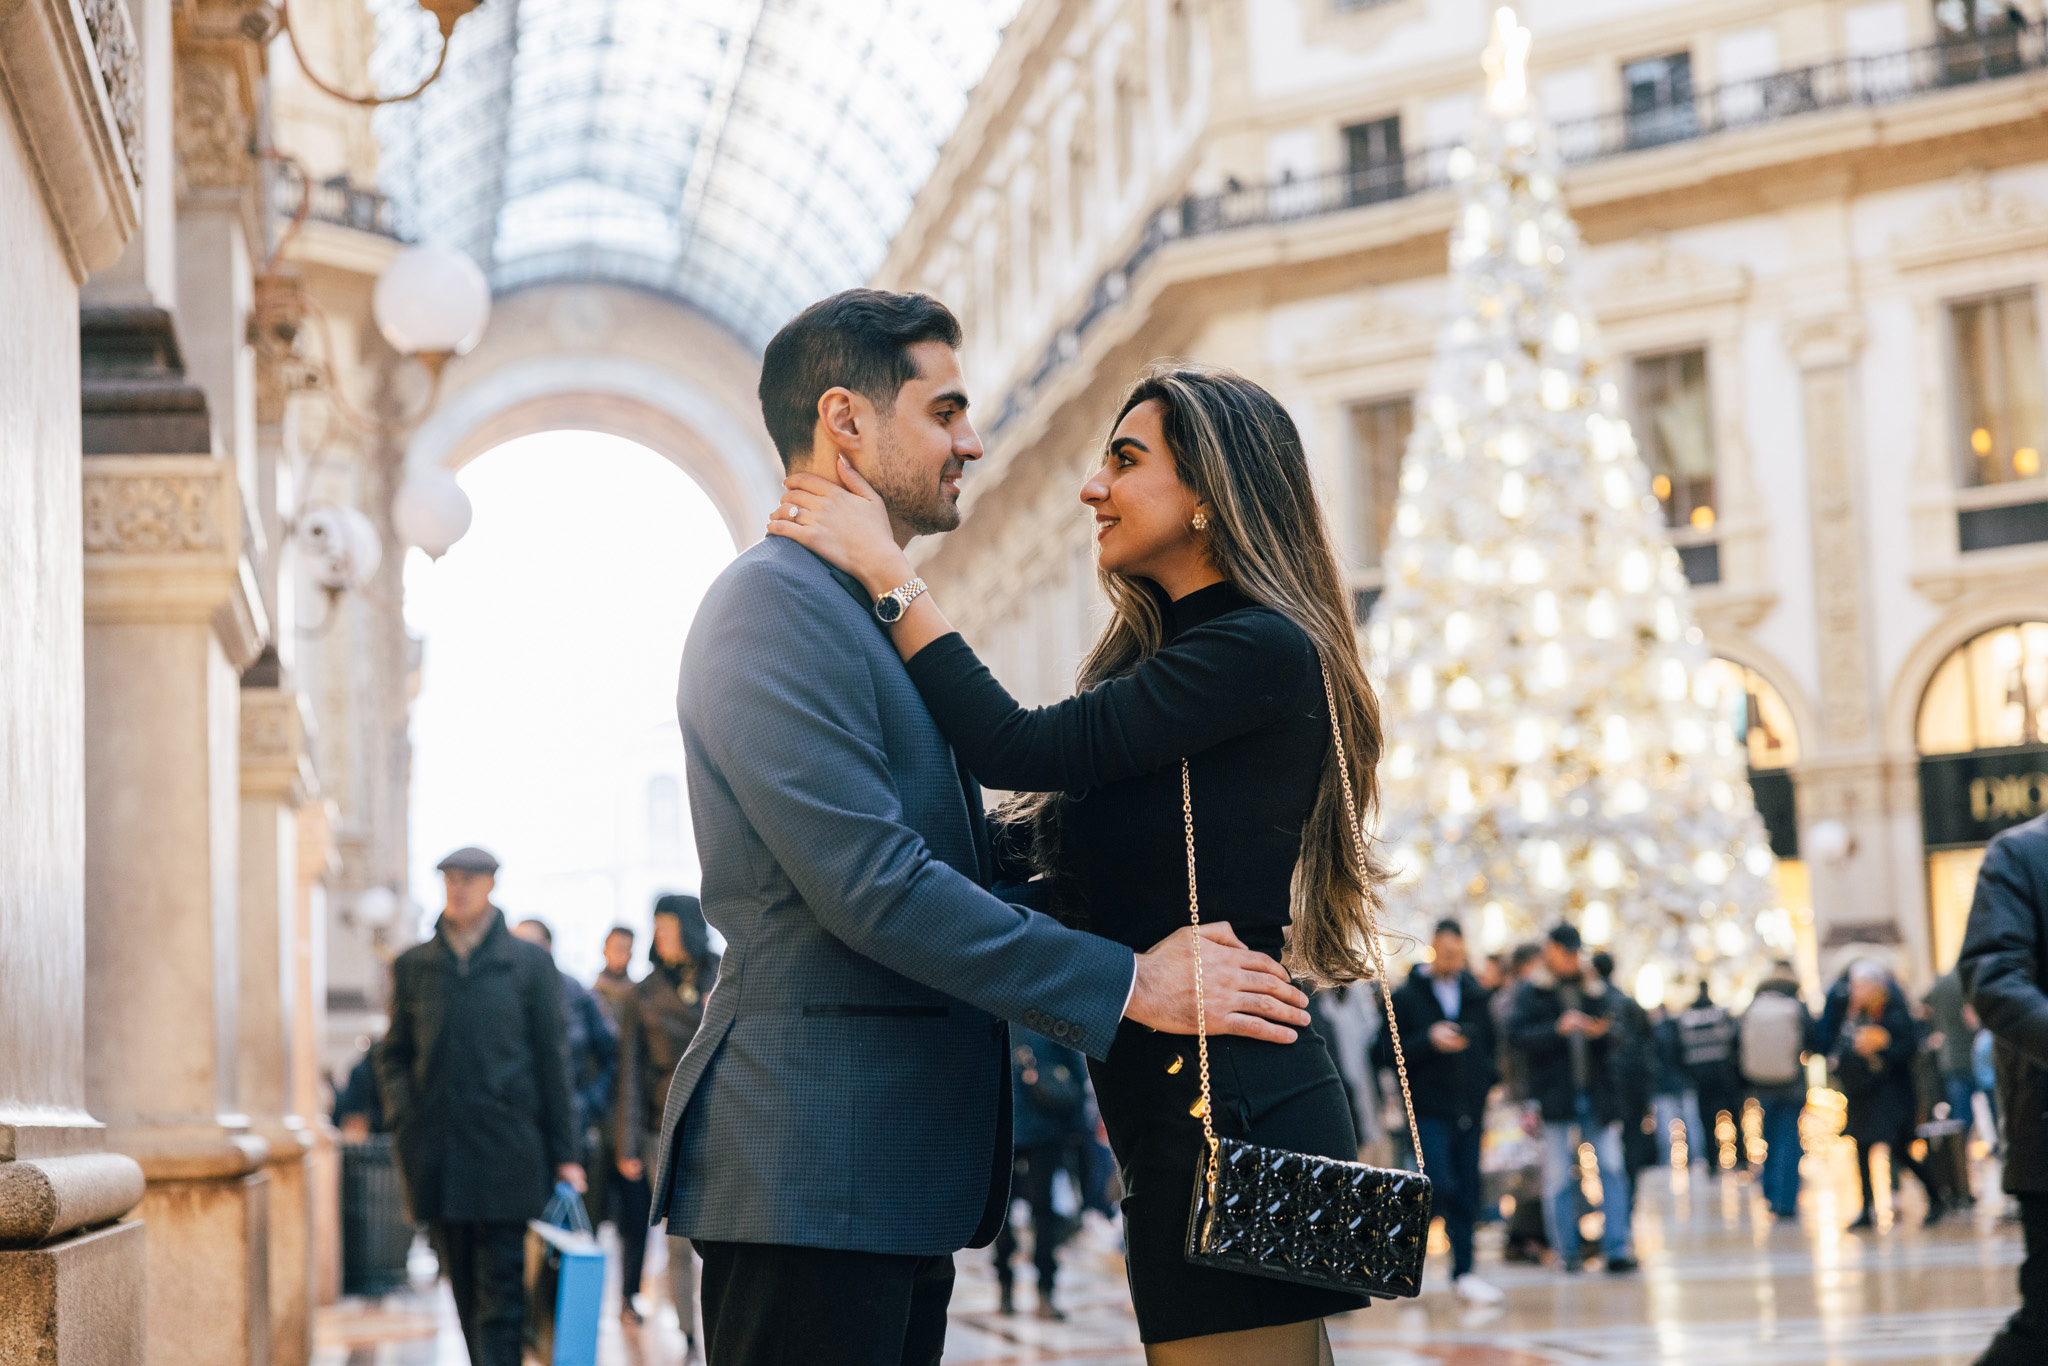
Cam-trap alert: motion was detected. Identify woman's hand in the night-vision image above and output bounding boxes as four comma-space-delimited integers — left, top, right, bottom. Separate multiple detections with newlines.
765, 456, 916, 596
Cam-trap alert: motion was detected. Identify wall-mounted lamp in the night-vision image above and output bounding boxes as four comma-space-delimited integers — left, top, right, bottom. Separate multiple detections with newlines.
372, 243, 492, 558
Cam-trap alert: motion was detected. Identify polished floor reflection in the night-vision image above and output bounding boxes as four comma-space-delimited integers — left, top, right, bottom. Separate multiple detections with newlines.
313, 1145, 2024, 1366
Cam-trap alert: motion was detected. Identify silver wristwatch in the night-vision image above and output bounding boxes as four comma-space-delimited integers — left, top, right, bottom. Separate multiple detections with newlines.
873, 577, 928, 624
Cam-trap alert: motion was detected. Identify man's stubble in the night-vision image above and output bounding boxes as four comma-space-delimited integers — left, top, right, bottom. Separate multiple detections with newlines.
865, 422, 961, 538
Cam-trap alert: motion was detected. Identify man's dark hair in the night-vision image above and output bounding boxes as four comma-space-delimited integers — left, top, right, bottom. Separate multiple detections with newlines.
1433, 918, 1463, 939
605, 925, 635, 943
1591, 950, 1615, 980
515, 917, 552, 947
1510, 942, 1543, 972
758, 289, 963, 468
1547, 922, 1583, 952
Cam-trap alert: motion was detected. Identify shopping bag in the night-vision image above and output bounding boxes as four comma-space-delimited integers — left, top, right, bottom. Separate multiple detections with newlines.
524, 1182, 604, 1366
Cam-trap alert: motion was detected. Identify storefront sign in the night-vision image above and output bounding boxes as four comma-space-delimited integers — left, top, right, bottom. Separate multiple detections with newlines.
1919, 746, 2048, 849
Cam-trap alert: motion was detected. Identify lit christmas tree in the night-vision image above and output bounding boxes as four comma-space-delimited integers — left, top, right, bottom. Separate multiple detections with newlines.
1366, 7, 1778, 997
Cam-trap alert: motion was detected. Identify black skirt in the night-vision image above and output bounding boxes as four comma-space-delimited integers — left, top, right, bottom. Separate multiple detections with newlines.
1090, 1020, 1373, 1343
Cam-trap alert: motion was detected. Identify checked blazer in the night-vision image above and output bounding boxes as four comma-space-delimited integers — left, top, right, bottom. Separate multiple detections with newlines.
651, 535, 1135, 1256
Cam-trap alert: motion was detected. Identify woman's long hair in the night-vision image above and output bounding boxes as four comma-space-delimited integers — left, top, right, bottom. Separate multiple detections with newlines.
1008, 362, 1389, 986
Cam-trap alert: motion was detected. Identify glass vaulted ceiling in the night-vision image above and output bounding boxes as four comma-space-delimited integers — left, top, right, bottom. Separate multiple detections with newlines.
369, 0, 1020, 348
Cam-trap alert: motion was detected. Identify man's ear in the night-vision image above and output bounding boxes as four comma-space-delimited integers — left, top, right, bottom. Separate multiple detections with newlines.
817, 386, 864, 457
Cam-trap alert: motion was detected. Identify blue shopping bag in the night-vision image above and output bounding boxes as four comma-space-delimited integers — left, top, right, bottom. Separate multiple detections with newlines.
524, 1182, 604, 1366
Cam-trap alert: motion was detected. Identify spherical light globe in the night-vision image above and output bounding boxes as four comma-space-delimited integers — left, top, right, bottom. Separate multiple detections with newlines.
372, 244, 491, 356
392, 468, 474, 559
354, 886, 399, 929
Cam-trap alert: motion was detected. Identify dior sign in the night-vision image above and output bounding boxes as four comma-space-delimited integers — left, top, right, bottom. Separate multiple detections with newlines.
1920, 747, 2048, 849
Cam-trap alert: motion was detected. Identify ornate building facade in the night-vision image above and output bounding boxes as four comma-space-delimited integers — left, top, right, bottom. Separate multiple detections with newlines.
876, 0, 2048, 992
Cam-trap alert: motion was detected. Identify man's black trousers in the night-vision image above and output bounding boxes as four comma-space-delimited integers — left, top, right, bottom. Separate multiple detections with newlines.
696, 1240, 955, 1366
608, 1168, 652, 1304
1978, 1193, 2048, 1365
431, 1220, 526, 1366
993, 1141, 1068, 1297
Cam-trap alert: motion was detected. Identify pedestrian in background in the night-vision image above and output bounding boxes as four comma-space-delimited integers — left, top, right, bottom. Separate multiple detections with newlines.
1959, 809, 2048, 1365
1831, 961, 1942, 1230
376, 848, 581, 1366
1591, 951, 1655, 1200
332, 1044, 386, 1142
616, 895, 709, 1346
1507, 923, 1637, 1274
1677, 981, 1743, 1169
1739, 961, 1816, 1219
1649, 1003, 1707, 1168
994, 1026, 1089, 1321
1384, 919, 1501, 1303
512, 918, 620, 1177
1926, 968, 1981, 1130
1496, 941, 1549, 1266
593, 925, 638, 1026
588, 925, 645, 1309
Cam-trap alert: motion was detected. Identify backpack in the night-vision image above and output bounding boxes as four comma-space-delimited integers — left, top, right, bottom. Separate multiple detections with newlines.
1740, 992, 1806, 1085
1677, 1004, 1736, 1071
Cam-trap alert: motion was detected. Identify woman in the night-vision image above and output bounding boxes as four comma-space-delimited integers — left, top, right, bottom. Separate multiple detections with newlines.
768, 364, 1388, 1364
1830, 961, 1941, 1230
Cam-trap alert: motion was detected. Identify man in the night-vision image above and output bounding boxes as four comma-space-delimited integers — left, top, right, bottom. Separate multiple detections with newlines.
1495, 941, 1549, 1265
1649, 1002, 1707, 1168
1926, 968, 1981, 1133
1959, 809, 2048, 1365
992, 1026, 1089, 1321
593, 925, 639, 1027
1591, 952, 1655, 1199
512, 919, 619, 1155
1739, 961, 1816, 1218
653, 289, 1308, 1365
1507, 923, 1637, 1274
1384, 920, 1501, 1303
1677, 981, 1744, 1169
617, 896, 711, 1339
376, 848, 582, 1366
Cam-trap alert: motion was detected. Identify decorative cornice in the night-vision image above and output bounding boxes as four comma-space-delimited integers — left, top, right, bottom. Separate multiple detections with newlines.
239, 688, 313, 804
1593, 234, 1751, 324
0, 0, 141, 277
1783, 311, 1866, 371
1293, 287, 1434, 374
1892, 168, 2048, 272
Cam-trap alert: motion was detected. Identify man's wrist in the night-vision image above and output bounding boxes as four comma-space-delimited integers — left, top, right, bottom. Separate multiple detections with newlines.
862, 557, 918, 599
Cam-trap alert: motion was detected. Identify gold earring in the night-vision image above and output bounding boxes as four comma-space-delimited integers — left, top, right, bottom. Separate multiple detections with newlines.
1191, 511, 1209, 531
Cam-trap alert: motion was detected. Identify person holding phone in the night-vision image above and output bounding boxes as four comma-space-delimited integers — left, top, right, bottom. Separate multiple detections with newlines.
1382, 919, 1501, 1302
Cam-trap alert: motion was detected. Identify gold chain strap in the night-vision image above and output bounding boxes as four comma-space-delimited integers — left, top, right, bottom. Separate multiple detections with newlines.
1177, 660, 1425, 1193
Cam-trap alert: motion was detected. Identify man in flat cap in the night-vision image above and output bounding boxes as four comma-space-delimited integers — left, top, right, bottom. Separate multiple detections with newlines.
377, 847, 583, 1366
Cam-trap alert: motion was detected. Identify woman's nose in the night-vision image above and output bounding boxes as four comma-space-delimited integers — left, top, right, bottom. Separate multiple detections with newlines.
1079, 472, 1107, 504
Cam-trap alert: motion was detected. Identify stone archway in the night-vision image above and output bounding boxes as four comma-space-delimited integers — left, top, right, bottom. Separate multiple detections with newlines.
409, 284, 782, 549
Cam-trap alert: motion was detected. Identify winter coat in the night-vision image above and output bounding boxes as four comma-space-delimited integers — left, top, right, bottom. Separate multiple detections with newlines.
1010, 1027, 1091, 1151
376, 909, 577, 1223
559, 970, 618, 1149
1380, 966, 1497, 1125
1829, 989, 1922, 1148
1506, 970, 1627, 1125
1650, 1013, 1692, 1096
1959, 812, 2048, 1194
615, 954, 714, 1163
1924, 971, 1975, 1078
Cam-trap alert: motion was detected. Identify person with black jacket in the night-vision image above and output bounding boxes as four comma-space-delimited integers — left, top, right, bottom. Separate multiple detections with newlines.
1959, 810, 2048, 1365
1591, 952, 1655, 1196
1381, 920, 1499, 1301
616, 895, 716, 1343
1507, 923, 1637, 1274
376, 848, 581, 1366
993, 1026, 1091, 1321
1831, 961, 1941, 1230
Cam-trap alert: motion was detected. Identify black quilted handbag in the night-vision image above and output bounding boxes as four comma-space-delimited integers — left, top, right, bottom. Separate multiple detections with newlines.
1180, 662, 1433, 1300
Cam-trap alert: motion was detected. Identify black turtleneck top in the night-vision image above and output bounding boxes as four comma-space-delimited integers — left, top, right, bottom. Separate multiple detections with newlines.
902, 580, 1329, 958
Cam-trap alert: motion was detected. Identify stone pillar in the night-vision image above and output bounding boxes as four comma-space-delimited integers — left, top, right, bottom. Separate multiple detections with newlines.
294, 800, 342, 1308
1786, 301, 1930, 982
239, 690, 316, 1366
0, 1, 149, 1358
83, 448, 274, 1366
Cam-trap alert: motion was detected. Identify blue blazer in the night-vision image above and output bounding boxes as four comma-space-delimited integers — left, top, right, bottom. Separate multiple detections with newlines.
651, 536, 1134, 1255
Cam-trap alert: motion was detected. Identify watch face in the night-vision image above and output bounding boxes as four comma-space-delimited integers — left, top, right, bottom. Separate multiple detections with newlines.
875, 595, 904, 623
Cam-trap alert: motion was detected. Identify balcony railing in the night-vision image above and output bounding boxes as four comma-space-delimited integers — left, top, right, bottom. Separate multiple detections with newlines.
269, 163, 406, 242
987, 21, 2048, 436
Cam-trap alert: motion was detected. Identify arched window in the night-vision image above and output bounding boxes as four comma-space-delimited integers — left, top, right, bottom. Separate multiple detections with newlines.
1701, 659, 1814, 987
1917, 622, 2048, 968
647, 774, 683, 863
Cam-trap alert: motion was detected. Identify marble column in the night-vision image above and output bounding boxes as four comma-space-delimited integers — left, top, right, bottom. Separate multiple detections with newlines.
239, 689, 317, 1366
0, 1, 149, 1358
83, 449, 274, 1366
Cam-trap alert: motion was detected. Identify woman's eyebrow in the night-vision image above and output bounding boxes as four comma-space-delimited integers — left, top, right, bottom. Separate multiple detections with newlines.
1110, 436, 1147, 455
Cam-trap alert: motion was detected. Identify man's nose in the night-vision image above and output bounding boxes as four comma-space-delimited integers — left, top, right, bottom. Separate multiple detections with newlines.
956, 422, 984, 461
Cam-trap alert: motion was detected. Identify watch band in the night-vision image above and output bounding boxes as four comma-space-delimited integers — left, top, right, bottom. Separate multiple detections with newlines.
874, 577, 928, 624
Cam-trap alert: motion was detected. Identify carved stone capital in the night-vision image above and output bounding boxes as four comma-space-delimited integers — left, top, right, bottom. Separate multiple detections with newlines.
240, 688, 313, 804
0, 0, 142, 276
1784, 311, 1865, 371
82, 455, 241, 624
174, 51, 252, 195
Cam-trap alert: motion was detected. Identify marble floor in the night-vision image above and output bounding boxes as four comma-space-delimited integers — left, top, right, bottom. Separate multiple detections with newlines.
313, 1148, 2025, 1366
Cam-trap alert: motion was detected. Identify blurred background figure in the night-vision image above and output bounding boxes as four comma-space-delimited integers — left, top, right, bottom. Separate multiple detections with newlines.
1590, 952, 1655, 1206
1959, 809, 2048, 1366
1496, 942, 1549, 1266
1508, 924, 1636, 1274
594, 926, 639, 1024
1383, 919, 1501, 1304
1677, 981, 1744, 1172
332, 1042, 386, 1143
1310, 980, 1382, 1164
377, 848, 582, 1366
616, 895, 712, 1350
1739, 961, 1817, 1219
995, 1027, 1091, 1321
1650, 1002, 1708, 1170
588, 925, 645, 1303
513, 918, 620, 1193
1829, 961, 1942, 1230
1928, 966, 1984, 1134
